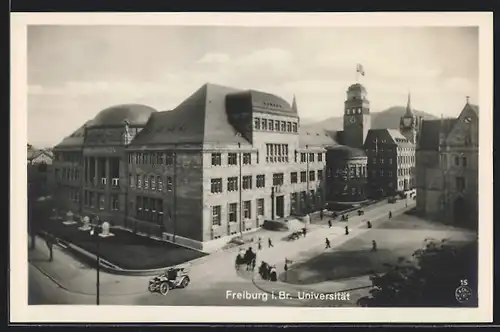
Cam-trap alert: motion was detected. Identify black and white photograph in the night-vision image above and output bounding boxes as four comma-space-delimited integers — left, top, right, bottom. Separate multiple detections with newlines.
11, 12, 493, 323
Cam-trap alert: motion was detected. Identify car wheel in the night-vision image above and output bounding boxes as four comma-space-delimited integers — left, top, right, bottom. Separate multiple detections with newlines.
160, 282, 169, 295
181, 277, 190, 288
148, 284, 155, 292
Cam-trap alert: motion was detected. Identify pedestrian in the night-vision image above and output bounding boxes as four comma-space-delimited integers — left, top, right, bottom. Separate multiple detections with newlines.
45, 235, 54, 262
328, 219, 332, 228
284, 261, 288, 281
367, 220, 372, 229
320, 209, 324, 220
372, 240, 377, 252
302, 227, 307, 237
389, 211, 392, 219
325, 237, 331, 249
405, 202, 408, 208
258, 237, 262, 250
268, 237, 273, 248
345, 225, 349, 235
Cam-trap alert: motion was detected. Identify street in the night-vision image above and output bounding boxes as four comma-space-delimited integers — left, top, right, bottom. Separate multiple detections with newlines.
28, 198, 413, 306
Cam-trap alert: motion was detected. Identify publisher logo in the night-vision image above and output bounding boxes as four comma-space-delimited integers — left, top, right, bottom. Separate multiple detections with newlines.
455, 285, 472, 303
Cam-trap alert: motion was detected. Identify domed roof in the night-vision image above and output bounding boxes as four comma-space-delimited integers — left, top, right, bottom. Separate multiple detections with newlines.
327, 145, 367, 159
347, 83, 367, 92
90, 104, 157, 127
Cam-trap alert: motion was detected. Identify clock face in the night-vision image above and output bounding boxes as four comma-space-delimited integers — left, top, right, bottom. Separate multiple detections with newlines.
403, 118, 412, 126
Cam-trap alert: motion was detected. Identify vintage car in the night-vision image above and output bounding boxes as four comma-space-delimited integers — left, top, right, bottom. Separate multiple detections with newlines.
148, 265, 191, 295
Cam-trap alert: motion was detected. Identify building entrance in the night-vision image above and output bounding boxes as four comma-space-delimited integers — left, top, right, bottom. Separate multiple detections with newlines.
276, 195, 285, 219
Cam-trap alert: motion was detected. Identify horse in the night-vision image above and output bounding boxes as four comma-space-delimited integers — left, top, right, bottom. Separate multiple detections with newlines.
259, 261, 271, 280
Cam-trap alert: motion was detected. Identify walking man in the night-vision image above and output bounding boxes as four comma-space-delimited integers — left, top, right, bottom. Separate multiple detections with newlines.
325, 237, 331, 249
302, 227, 307, 237
389, 211, 392, 219
258, 237, 262, 250
372, 240, 378, 252
328, 219, 332, 228
320, 209, 324, 220
367, 220, 372, 229
45, 235, 54, 262
345, 225, 349, 235
268, 237, 274, 248
284, 260, 289, 281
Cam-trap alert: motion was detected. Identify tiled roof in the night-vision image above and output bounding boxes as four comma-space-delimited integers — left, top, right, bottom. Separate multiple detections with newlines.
417, 118, 457, 151
54, 120, 93, 149
327, 144, 366, 159
129, 83, 250, 147
298, 128, 340, 148
27, 149, 53, 160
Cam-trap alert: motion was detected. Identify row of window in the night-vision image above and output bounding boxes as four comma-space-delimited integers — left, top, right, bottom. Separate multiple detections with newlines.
136, 196, 164, 224
211, 152, 253, 166
331, 166, 367, 179
130, 173, 172, 192
397, 155, 415, 164
211, 199, 264, 226
128, 152, 175, 166
56, 168, 81, 181
345, 108, 364, 115
82, 191, 120, 211
398, 168, 413, 176
253, 117, 298, 133
209, 170, 323, 194
441, 155, 468, 168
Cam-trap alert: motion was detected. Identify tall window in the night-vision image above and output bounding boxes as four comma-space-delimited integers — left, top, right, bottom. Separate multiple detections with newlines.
165, 153, 174, 165
300, 171, 307, 182
98, 194, 105, 210
110, 194, 119, 211
256, 175, 265, 188
243, 176, 252, 190
301, 153, 306, 162
144, 175, 149, 190
228, 153, 237, 165
227, 177, 238, 191
212, 206, 221, 226
292, 123, 298, 133
211, 153, 221, 166
274, 121, 279, 131
261, 118, 268, 130
269, 119, 274, 131
317, 170, 323, 181
228, 203, 237, 223
166, 176, 173, 191
287, 122, 292, 132
309, 170, 315, 181
318, 153, 323, 162
211, 178, 223, 193
280, 121, 286, 132
243, 201, 251, 219
254, 118, 261, 130
309, 153, 315, 162
272, 173, 284, 186
454, 156, 460, 166
150, 175, 156, 190
157, 176, 163, 191
136, 174, 141, 188
243, 153, 251, 165
290, 172, 298, 184
257, 198, 264, 216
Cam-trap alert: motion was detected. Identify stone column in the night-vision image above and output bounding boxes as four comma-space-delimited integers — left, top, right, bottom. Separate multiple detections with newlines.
94, 157, 99, 186
86, 157, 90, 185
105, 158, 110, 186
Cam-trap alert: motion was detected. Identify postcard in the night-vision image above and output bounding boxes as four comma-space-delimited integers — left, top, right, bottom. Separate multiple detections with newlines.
11, 11, 493, 323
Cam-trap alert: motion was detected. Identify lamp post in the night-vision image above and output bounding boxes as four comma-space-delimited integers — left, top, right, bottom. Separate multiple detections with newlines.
173, 148, 177, 243
238, 143, 243, 237
89, 223, 100, 305
306, 144, 310, 213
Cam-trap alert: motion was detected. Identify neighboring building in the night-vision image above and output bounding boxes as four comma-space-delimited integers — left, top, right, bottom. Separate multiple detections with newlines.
27, 145, 54, 197
52, 84, 332, 251
415, 99, 478, 229
323, 83, 418, 205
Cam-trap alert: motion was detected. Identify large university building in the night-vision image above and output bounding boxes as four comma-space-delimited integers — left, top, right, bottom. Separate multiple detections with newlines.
52, 84, 331, 251
415, 99, 479, 229
51, 81, 419, 250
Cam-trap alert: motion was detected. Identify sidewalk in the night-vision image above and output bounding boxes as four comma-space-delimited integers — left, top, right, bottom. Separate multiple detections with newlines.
28, 236, 151, 296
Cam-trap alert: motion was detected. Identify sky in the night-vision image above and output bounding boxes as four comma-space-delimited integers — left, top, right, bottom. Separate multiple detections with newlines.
27, 25, 478, 147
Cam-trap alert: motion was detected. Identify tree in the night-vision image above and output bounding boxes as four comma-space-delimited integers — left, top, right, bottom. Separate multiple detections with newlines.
358, 239, 478, 307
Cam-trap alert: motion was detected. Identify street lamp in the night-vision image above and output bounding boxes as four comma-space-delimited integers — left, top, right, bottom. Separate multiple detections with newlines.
238, 142, 243, 237
89, 224, 101, 305
306, 144, 310, 213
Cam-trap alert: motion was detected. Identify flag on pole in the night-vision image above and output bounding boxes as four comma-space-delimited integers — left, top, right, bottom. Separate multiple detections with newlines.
356, 63, 365, 76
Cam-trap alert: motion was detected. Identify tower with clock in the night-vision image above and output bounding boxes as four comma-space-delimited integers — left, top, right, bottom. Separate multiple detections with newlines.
400, 92, 419, 144
343, 83, 371, 149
